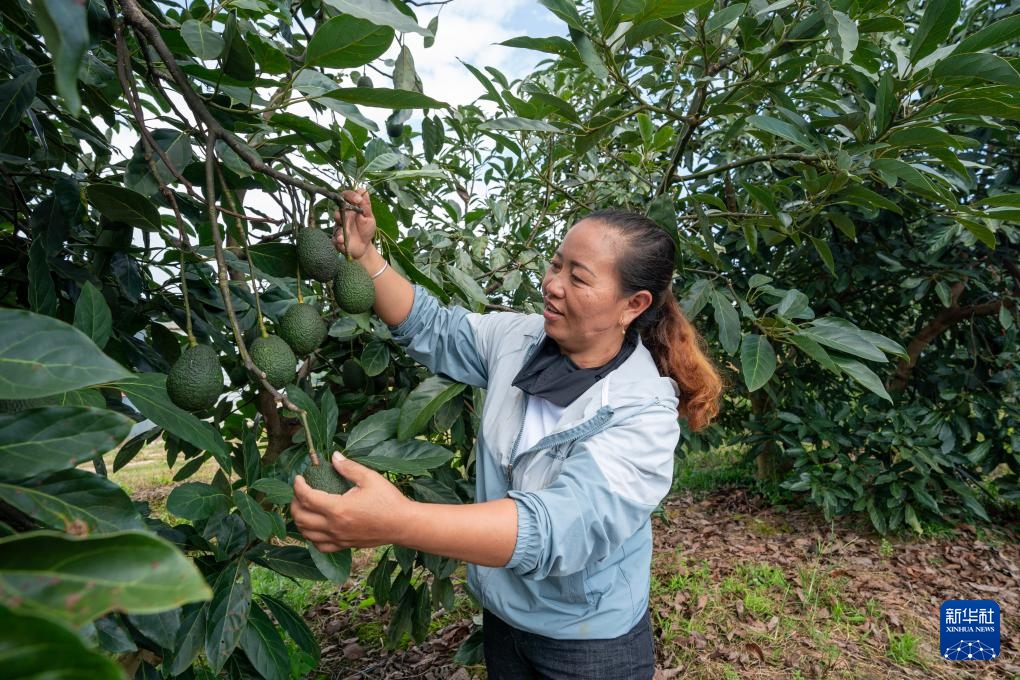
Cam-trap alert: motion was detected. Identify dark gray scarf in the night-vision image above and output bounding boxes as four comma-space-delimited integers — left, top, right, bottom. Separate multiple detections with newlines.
511, 333, 637, 407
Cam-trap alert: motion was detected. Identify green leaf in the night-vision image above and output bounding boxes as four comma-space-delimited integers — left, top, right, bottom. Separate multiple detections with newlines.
801, 318, 887, 363
248, 242, 298, 278
306, 15, 394, 68
0, 68, 39, 135
789, 334, 839, 373
181, 19, 224, 59
247, 545, 327, 581
308, 546, 352, 585
0, 309, 130, 400
819, 2, 858, 63
0, 530, 212, 627
539, 0, 585, 30
361, 341, 390, 377
250, 478, 294, 505
31, 0, 88, 115
232, 490, 278, 541
323, 0, 432, 36
0, 603, 123, 679
73, 282, 113, 350
740, 334, 777, 392
710, 289, 741, 355
957, 13, 1020, 54
166, 482, 230, 522
125, 129, 195, 197
570, 29, 610, 80
478, 117, 561, 132
909, 0, 960, 64
345, 409, 399, 453
0, 406, 132, 481
500, 35, 577, 59
397, 376, 466, 440
221, 14, 255, 83
931, 52, 1020, 86
86, 184, 162, 231
240, 604, 291, 680
0, 468, 145, 534
205, 560, 251, 672
27, 237, 56, 317
746, 115, 816, 150
324, 87, 447, 110
259, 594, 319, 662
285, 387, 325, 455
113, 373, 230, 464
831, 356, 892, 402
809, 236, 836, 276
349, 439, 455, 476
165, 603, 207, 676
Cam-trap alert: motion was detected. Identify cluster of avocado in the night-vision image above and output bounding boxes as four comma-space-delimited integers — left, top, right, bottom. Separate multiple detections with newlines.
165, 225, 378, 411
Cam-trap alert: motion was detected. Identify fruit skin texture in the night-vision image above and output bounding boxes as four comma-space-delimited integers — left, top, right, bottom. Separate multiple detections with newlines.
356, 75, 373, 88
278, 303, 327, 356
166, 344, 223, 411
304, 462, 351, 494
297, 228, 340, 282
332, 258, 376, 314
250, 334, 296, 388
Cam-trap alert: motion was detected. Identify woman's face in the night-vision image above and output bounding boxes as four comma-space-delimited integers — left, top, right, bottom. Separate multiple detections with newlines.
541, 219, 651, 368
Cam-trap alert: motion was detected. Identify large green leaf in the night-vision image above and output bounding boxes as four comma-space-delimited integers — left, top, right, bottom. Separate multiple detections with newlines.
232, 490, 279, 542
27, 237, 55, 317
325, 87, 447, 110
801, 318, 887, 363
0, 406, 132, 481
350, 439, 455, 476
165, 603, 207, 675
86, 184, 162, 231
0, 603, 123, 680
710, 289, 741, 355
0, 309, 130, 400
397, 376, 466, 440
260, 595, 319, 662
740, 334, 777, 392
956, 13, 1020, 53
248, 242, 298, 278
789, 334, 839, 374
909, 0, 960, 64
124, 129, 195, 197
931, 53, 1020, 86
831, 356, 892, 403
166, 482, 230, 522
113, 373, 230, 464
478, 117, 562, 132
240, 603, 290, 680
0, 468, 145, 534
0, 530, 212, 627
205, 559, 251, 673
305, 15, 394, 68
73, 282, 113, 349
345, 408, 399, 453
0, 68, 38, 134
746, 115, 817, 150
181, 19, 225, 59
308, 546, 352, 585
246, 545, 327, 581
323, 0, 432, 36
30, 0, 88, 115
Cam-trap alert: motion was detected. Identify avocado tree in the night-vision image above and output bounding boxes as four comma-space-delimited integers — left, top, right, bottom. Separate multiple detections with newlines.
1, 0, 1018, 677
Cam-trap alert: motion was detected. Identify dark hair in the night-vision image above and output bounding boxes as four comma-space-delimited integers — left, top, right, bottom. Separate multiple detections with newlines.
584, 209, 722, 430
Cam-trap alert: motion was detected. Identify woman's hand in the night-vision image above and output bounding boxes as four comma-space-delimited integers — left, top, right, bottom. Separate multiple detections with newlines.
333, 188, 377, 260
292, 453, 413, 553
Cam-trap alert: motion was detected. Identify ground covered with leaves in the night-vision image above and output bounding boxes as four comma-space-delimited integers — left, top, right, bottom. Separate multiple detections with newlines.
309, 488, 1019, 679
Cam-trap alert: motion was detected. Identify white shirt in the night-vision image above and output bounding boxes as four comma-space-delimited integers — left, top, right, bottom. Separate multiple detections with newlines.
517, 395, 566, 452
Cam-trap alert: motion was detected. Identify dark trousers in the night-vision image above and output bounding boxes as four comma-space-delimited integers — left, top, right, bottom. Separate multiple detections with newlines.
482, 609, 655, 680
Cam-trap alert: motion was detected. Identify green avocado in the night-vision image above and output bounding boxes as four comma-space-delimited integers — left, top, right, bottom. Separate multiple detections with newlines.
250, 334, 296, 388
278, 303, 327, 356
304, 462, 351, 494
356, 75, 374, 88
332, 258, 375, 314
297, 228, 340, 282
166, 344, 223, 411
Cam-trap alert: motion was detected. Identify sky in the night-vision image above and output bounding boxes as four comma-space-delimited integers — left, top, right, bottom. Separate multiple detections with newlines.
395, 1, 564, 106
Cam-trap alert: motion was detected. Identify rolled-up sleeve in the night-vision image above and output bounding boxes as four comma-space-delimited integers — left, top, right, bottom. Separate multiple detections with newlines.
504, 403, 679, 578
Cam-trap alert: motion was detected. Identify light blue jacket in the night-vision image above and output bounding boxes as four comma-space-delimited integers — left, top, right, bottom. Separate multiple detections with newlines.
391, 287, 680, 639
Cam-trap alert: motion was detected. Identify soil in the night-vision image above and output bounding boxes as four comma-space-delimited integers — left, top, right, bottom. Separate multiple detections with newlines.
308, 488, 1019, 680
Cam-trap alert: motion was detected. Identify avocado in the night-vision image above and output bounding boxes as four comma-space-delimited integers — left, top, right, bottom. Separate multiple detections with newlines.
357, 75, 374, 88
166, 344, 223, 411
297, 228, 340, 282
278, 303, 327, 356
250, 334, 296, 388
332, 258, 375, 314
304, 461, 351, 494
341, 359, 367, 391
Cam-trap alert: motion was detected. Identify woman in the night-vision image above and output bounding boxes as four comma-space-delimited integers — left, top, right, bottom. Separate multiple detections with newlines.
292, 188, 722, 679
